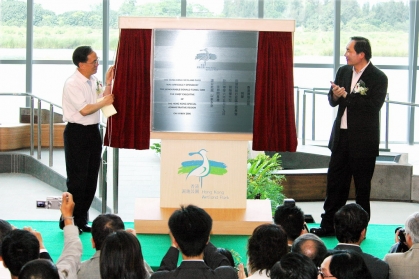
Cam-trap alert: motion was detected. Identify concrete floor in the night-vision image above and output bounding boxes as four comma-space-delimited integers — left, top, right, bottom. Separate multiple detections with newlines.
1, 141, 418, 225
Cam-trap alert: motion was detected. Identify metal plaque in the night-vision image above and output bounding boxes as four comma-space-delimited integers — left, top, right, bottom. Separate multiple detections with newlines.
152, 29, 258, 133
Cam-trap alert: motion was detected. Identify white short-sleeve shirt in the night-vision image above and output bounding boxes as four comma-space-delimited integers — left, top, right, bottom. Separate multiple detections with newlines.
62, 69, 104, 125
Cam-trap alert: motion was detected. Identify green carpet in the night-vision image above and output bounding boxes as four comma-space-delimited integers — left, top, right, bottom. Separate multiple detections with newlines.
7, 221, 401, 269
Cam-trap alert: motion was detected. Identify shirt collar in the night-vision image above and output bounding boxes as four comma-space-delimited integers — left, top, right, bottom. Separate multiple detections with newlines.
352, 61, 370, 74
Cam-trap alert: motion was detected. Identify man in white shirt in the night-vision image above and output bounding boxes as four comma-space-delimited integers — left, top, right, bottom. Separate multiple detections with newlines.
61, 46, 114, 234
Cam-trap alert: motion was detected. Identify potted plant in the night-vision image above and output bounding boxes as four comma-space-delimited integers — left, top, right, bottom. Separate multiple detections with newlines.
247, 153, 286, 214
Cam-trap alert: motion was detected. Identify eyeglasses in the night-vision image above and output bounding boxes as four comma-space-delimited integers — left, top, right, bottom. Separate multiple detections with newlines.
84, 58, 100, 65
318, 267, 335, 278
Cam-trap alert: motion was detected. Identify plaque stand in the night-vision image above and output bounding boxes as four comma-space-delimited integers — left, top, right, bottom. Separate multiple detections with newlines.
134, 137, 273, 235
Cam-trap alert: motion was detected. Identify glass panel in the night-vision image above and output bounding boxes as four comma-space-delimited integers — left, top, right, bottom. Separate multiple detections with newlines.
187, 0, 257, 18
294, 68, 334, 141
0, 0, 27, 60
340, 0, 409, 65
218, 0, 258, 18
186, 0, 223, 17
33, 0, 103, 60
0, 64, 26, 123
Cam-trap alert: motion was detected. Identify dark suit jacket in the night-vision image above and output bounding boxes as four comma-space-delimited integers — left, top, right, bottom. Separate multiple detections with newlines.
151, 261, 237, 279
334, 244, 389, 279
157, 242, 231, 271
328, 63, 388, 158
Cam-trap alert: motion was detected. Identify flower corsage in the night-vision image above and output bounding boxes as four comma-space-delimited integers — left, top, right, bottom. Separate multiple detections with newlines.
96, 80, 103, 95
352, 80, 368, 95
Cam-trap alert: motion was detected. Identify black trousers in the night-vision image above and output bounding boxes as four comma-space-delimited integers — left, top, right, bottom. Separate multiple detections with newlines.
320, 129, 376, 230
64, 122, 102, 227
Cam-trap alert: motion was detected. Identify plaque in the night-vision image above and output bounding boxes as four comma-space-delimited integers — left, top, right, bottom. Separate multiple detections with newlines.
152, 29, 258, 133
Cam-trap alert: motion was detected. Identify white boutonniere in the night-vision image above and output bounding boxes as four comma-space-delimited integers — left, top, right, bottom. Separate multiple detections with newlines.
353, 80, 368, 95
96, 80, 103, 95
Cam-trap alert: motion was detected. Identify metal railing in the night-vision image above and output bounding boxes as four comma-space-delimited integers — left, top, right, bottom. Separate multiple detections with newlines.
295, 87, 419, 148
0, 92, 114, 213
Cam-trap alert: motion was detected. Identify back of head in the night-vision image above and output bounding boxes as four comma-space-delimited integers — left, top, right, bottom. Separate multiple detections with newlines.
1, 229, 40, 276
405, 212, 419, 244
291, 233, 327, 267
270, 252, 317, 279
72, 46, 93, 67
168, 204, 212, 257
334, 203, 369, 243
247, 224, 288, 275
92, 214, 125, 251
216, 248, 235, 267
350, 36, 372, 62
329, 250, 372, 279
19, 259, 59, 279
100, 231, 147, 279
0, 219, 13, 257
274, 205, 305, 241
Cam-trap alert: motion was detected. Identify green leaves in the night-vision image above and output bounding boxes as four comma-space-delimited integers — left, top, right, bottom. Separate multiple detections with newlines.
247, 153, 285, 214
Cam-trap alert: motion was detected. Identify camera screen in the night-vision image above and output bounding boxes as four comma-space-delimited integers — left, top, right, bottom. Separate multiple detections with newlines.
37, 201, 46, 208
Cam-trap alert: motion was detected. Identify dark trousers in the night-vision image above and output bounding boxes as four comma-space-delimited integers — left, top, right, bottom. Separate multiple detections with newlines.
320, 129, 376, 230
64, 122, 102, 227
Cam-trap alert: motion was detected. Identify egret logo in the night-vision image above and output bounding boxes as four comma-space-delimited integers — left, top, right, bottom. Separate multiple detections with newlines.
178, 149, 227, 188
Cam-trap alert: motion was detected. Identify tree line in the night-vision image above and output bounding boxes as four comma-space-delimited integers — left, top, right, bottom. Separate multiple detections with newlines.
0, 0, 409, 32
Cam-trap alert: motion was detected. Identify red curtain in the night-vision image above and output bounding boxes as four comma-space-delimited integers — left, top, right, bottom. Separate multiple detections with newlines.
104, 29, 152, 150
252, 32, 297, 152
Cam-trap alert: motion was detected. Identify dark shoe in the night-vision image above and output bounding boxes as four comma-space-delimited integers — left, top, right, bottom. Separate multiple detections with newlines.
78, 228, 83, 235
79, 224, 92, 233
59, 216, 64, 230
310, 227, 335, 237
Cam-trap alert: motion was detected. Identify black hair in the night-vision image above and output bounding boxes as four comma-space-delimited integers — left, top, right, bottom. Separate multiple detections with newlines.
291, 233, 327, 267
328, 250, 372, 279
19, 259, 59, 279
72, 46, 93, 67
270, 252, 317, 279
216, 248, 235, 267
100, 231, 147, 279
168, 205, 212, 257
351, 36, 372, 62
1, 229, 40, 276
334, 203, 369, 243
274, 205, 305, 241
92, 214, 125, 251
0, 219, 12, 257
247, 224, 288, 276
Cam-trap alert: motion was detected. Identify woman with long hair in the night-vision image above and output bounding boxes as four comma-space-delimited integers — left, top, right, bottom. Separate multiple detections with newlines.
100, 230, 147, 279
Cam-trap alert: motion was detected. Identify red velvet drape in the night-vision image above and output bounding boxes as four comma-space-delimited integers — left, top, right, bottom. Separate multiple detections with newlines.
104, 29, 152, 150
252, 32, 297, 152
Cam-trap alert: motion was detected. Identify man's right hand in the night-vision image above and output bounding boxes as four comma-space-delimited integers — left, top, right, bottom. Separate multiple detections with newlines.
60, 192, 75, 226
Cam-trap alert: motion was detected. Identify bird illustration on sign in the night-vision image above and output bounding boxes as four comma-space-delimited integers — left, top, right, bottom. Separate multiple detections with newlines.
195, 48, 217, 67
178, 149, 227, 188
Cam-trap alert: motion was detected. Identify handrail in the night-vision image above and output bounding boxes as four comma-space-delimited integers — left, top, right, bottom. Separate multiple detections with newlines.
0, 92, 110, 213
299, 89, 419, 148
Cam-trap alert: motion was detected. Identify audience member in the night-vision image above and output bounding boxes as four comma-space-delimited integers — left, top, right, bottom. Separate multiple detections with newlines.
2, 192, 81, 279
238, 224, 288, 279
151, 204, 237, 279
270, 252, 317, 279
19, 259, 59, 279
319, 250, 372, 279
78, 214, 152, 279
333, 203, 389, 279
384, 212, 419, 279
100, 230, 148, 279
216, 248, 235, 268
291, 233, 327, 267
0, 219, 13, 279
1, 229, 39, 279
274, 204, 308, 248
